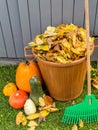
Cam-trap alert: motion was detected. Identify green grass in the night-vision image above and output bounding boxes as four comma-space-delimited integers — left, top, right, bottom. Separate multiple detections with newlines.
1, 63, 98, 130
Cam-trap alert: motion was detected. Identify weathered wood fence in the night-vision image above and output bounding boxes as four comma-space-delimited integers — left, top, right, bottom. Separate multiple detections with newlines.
0, 0, 98, 59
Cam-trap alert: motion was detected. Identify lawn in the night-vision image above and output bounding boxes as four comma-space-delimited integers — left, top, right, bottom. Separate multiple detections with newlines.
0, 62, 98, 130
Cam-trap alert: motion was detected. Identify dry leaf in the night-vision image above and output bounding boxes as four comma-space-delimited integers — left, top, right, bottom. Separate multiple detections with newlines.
21, 115, 27, 126
47, 107, 59, 112
92, 77, 98, 89
28, 120, 39, 127
16, 111, 27, 126
40, 110, 50, 117
39, 97, 46, 107
16, 111, 23, 125
92, 82, 98, 89
39, 105, 52, 111
52, 102, 56, 108
44, 95, 53, 106
53, 44, 60, 51
26, 113, 40, 120
79, 120, 84, 128
72, 100, 76, 105
72, 124, 78, 130
27, 126, 36, 130
27, 110, 49, 120
28, 24, 94, 64
38, 116, 46, 124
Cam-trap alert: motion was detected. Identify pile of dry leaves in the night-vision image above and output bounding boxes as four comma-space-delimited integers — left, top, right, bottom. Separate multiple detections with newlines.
28, 24, 94, 64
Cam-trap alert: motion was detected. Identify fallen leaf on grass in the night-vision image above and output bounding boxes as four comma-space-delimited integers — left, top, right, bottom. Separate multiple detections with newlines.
28, 120, 39, 127
27, 113, 39, 120
39, 103, 59, 112
39, 105, 52, 111
39, 97, 46, 107
92, 82, 98, 89
79, 120, 84, 128
92, 76, 98, 89
38, 116, 46, 124
27, 110, 49, 120
72, 124, 78, 130
43, 95, 54, 106
38, 95, 59, 113
16, 111, 27, 126
46, 107, 59, 112
27, 126, 36, 130
72, 100, 76, 105
40, 110, 50, 117
26, 113, 40, 120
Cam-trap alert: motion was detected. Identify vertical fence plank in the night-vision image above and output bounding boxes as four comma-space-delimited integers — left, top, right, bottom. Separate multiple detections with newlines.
89, 0, 97, 35
40, 0, 51, 33
28, 0, 41, 39
63, 0, 74, 24
74, 0, 84, 27
7, 0, 24, 58
0, 0, 16, 58
51, 0, 62, 26
18, 0, 31, 46
0, 23, 7, 57
94, 2, 98, 35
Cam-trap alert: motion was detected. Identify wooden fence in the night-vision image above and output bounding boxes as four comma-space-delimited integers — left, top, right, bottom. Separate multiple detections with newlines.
0, 0, 98, 59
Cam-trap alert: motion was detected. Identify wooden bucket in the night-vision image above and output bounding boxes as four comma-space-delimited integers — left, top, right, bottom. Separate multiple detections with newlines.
36, 56, 87, 101
24, 44, 94, 101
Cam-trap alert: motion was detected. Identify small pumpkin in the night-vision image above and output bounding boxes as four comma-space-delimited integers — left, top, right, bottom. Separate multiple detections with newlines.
9, 90, 28, 109
24, 98, 36, 115
3, 82, 17, 96
16, 60, 42, 93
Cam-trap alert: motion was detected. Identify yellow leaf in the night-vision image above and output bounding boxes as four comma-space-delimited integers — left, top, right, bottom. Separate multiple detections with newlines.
72, 124, 78, 130
28, 42, 36, 47
35, 44, 49, 51
21, 116, 27, 126
26, 113, 40, 120
28, 120, 39, 127
36, 37, 43, 44
16, 111, 27, 126
71, 48, 80, 55
92, 77, 98, 89
27, 110, 49, 120
40, 110, 50, 117
79, 120, 84, 128
39, 97, 46, 107
92, 82, 98, 89
47, 107, 59, 112
39, 105, 52, 111
27, 126, 36, 130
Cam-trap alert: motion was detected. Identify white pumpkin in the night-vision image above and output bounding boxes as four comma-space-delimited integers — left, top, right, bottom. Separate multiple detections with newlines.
24, 98, 36, 115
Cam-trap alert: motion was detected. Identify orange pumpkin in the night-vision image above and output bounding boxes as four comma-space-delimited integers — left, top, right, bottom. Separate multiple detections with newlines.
9, 90, 28, 109
16, 60, 42, 92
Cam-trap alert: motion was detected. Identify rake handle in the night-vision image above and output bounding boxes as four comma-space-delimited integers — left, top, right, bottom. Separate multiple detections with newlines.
85, 0, 91, 95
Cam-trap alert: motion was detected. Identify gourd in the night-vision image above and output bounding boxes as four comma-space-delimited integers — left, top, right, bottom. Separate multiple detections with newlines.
29, 76, 44, 106
24, 98, 36, 115
16, 60, 42, 93
9, 90, 28, 109
3, 82, 17, 96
